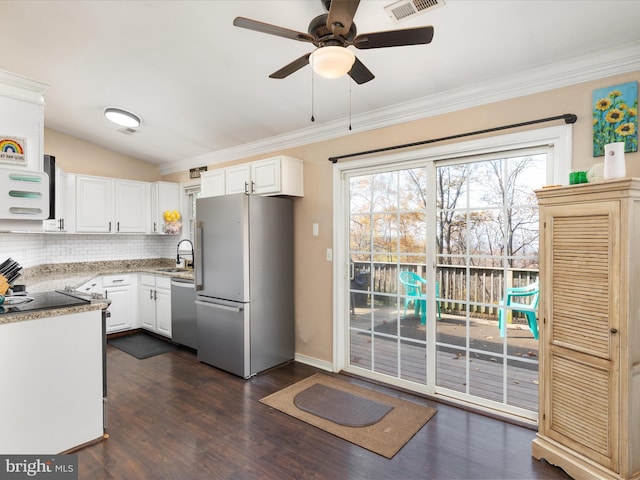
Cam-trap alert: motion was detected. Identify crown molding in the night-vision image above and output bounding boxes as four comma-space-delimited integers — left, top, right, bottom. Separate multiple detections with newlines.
0, 68, 49, 105
159, 40, 640, 176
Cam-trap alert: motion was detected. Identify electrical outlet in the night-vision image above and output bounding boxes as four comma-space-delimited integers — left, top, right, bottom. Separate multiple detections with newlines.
326, 248, 333, 262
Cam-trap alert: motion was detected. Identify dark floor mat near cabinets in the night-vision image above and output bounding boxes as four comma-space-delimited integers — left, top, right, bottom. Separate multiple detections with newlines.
108, 333, 176, 359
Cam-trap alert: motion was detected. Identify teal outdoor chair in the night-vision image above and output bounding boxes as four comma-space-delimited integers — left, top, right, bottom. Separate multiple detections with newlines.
498, 281, 540, 339
399, 271, 442, 325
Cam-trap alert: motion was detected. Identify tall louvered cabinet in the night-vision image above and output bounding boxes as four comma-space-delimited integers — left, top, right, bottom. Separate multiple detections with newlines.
532, 179, 640, 480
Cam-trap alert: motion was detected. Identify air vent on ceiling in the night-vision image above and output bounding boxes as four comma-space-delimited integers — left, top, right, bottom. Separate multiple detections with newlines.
118, 127, 138, 136
384, 0, 445, 24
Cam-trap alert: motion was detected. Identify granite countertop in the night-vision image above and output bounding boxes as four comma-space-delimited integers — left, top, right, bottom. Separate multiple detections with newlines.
0, 302, 107, 325
20, 258, 194, 293
1, 259, 194, 325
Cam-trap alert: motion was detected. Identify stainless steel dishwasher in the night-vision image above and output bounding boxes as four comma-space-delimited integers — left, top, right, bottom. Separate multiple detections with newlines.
171, 277, 197, 349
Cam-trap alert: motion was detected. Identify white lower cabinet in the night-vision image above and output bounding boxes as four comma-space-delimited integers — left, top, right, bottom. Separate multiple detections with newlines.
139, 274, 172, 337
79, 274, 137, 333
102, 274, 137, 333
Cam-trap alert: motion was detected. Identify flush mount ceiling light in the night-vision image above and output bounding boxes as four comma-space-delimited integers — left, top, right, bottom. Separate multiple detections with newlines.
104, 107, 141, 128
309, 46, 356, 79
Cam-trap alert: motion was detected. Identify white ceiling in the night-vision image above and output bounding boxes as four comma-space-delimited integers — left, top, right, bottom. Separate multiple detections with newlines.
2, 1, 640, 174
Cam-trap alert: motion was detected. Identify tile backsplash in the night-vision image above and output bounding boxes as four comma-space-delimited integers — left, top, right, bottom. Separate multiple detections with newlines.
0, 233, 177, 268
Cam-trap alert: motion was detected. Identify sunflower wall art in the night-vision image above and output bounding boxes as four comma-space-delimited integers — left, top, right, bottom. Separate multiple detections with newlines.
593, 81, 638, 157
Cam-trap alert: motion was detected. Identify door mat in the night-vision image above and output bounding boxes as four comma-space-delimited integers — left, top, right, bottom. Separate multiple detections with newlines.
260, 373, 437, 458
294, 383, 394, 427
108, 333, 176, 359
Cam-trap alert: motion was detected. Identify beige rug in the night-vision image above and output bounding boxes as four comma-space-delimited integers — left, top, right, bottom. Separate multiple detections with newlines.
260, 373, 437, 458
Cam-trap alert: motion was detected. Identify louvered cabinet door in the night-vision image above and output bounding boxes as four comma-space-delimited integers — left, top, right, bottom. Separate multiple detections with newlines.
540, 201, 620, 472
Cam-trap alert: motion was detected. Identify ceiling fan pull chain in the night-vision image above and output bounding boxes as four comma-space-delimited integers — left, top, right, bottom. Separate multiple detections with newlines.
310, 62, 315, 122
348, 77, 352, 131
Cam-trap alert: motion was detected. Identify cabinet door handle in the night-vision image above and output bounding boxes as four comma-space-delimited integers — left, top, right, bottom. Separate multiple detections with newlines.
611, 328, 618, 334
104, 290, 108, 299
149, 289, 153, 300
117, 221, 120, 232
154, 289, 157, 300
153, 222, 157, 232
244, 181, 249, 194
251, 181, 255, 193
108, 221, 112, 232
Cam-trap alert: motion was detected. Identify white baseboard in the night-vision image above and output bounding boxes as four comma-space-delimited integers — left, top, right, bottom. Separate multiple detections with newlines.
294, 353, 334, 372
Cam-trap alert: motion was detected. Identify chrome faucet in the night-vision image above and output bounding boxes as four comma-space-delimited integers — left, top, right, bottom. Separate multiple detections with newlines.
176, 239, 194, 267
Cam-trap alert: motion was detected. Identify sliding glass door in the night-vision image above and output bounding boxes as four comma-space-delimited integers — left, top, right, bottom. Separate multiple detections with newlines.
342, 140, 555, 420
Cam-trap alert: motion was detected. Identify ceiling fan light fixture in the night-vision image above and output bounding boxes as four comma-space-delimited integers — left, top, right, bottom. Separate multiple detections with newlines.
104, 107, 141, 128
310, 46, 355, 79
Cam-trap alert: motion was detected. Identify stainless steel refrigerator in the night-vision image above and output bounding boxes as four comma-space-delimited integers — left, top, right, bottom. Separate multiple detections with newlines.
194, 193, 294, 378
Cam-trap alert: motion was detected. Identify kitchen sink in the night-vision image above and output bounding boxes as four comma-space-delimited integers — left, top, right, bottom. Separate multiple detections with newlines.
156, 268, 192, 273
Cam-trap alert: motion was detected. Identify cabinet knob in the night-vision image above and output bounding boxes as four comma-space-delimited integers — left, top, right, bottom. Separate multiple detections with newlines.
611, 328, 618, 334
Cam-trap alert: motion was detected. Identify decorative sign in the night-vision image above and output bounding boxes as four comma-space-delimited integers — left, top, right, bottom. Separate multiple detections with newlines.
0, 136, 27, 166
189, 166, 207, 179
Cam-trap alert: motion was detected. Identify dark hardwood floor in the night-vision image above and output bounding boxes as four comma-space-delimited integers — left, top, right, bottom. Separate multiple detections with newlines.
77, 343, 572, 480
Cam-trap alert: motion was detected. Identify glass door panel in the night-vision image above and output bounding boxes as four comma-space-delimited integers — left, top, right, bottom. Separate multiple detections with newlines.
435, 152, 544, 414
348, 167, 428, 385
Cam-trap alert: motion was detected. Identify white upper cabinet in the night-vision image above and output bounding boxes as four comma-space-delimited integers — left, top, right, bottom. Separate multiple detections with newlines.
200, 170, 225, 197
225, 164, 252, 194
76, 175, 113, 233
75, 175, 148, 233
0, 70, 48, 173
150, 181, 180, 234
200, 156, 303, 198
114, 180, 148, 233
251, 156, 303, 196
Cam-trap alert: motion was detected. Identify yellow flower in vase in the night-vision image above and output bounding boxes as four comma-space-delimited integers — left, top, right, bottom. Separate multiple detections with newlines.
163, 210, 182, 234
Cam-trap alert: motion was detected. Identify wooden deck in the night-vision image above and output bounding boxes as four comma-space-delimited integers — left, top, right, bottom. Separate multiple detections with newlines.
349, 307, 539, 412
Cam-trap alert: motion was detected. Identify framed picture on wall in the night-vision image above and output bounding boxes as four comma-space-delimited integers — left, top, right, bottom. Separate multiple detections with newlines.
593, 81, 638, 157
0, 136, 27, 166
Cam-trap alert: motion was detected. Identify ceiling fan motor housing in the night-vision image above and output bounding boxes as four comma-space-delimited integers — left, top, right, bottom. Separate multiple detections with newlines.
308, 14, 356, 46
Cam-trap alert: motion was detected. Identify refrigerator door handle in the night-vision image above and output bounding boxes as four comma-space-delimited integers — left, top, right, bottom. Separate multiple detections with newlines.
195, 300, 243, 313
195, 221, 203, 291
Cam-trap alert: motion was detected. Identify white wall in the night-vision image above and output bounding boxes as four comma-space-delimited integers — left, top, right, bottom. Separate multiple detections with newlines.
0, 233, 176, 268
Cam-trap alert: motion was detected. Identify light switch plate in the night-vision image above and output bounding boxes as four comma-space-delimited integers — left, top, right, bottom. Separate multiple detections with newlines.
326, 248, 332, 261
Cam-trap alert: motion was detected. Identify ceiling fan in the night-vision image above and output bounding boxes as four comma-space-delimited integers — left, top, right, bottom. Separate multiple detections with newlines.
233, 0, 435, 85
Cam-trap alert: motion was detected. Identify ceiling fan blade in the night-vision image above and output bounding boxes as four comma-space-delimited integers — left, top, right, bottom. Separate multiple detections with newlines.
348, 56, 374, 85
269, 53, 311, 79
326, 0, 360, 36
233, 17, 315, 43
353, 26, 434, 49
